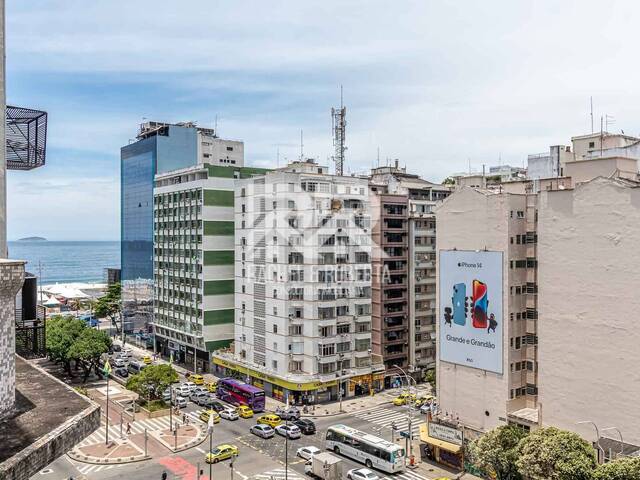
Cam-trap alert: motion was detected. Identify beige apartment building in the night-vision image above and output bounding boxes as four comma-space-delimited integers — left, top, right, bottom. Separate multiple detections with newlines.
435, 131, 640, 457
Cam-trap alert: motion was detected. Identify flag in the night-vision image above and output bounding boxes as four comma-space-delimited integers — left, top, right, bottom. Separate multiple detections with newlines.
103, 359, 112, 377
207, 412, 215, 434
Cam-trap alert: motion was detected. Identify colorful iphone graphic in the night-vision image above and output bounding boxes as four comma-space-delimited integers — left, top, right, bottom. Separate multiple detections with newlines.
452, 283, 466, 326
472, 280, 488, 328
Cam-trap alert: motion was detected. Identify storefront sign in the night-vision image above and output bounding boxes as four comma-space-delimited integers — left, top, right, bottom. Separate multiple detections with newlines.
213, 356, 337, 391
428, 422, 463, 446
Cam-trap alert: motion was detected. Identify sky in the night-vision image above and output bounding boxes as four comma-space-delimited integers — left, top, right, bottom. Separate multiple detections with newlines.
5, 0, 640, 240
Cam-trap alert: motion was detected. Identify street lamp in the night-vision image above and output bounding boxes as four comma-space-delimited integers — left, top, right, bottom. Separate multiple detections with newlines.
393, 364, 416, 464
576, 420, 605, 461
602, 427, 624, 459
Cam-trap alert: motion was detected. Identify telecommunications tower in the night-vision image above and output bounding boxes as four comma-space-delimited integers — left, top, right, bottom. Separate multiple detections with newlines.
331, 86, 346, 176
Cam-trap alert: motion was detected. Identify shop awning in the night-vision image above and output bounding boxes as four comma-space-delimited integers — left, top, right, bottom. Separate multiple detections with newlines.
419, 425, 462, 453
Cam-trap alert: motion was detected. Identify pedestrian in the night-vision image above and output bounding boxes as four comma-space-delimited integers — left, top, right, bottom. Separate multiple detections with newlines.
126, 422, 131, 435
161, 472, 167, 480
182, 413, 186, 424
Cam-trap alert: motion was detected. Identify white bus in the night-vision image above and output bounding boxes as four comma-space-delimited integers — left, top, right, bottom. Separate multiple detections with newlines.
325, 424, 406, 474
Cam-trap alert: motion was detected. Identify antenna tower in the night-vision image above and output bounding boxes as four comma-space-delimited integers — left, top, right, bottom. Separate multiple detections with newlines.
331, 86, 347, 175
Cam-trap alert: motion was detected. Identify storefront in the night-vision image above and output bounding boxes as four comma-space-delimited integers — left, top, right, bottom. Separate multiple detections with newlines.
419, 422, 464, 470
212, 356, 338, 405
348, 373, 385, 396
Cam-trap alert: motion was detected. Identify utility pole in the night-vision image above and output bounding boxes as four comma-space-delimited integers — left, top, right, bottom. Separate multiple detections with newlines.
103, 359, 112, 445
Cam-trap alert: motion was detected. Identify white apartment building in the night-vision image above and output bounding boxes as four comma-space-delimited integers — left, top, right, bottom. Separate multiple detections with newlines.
213, 159, 384, 404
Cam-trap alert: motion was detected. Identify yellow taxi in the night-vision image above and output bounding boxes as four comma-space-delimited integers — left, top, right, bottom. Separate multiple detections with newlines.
236, 405, 254, 418
414, 395, 434, 408
392, 392, 416, 406
206, 381, 218, 393
205, 444, 239, 464
142, 355, 152, 365
199, 409, 221, 424
256, 414, 282, 428
189, 374, 204, 385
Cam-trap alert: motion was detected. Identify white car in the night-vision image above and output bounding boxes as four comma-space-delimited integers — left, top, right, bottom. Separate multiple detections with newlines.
172, 396, 188, 408
120, 349, 133, 359
175, 383, 194, 397
220, 408, 239, 421
347, 469, 380, 480
113, 358, 126, 368
296, 446, 321, 460
275, 424, 301, 439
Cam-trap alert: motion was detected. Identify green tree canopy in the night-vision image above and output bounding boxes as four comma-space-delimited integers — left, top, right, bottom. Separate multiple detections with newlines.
469, 425, 528, 480
516, 427, 597, 480
68, 328, 112, 382
126, 364, 178, 402
46, 315, 86, 373
593, 457, 640, 480
94, 282, 121, 333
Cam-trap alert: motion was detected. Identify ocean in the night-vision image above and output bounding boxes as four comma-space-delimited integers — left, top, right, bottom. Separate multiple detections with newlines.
7, 241, 120, 284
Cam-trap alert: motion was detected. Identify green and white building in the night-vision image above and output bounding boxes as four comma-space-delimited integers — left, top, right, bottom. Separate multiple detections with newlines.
152, 137, 269, 373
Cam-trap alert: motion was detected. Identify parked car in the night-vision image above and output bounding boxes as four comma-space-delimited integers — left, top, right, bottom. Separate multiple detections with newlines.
275, 406, 300, 421
236, 405, 254, 418
275, 424, 301, 439
293, 418, 316, 435
114, 367, 129, 378
172, 396, 187, 408
220, 408, 239, 421
250, 424, 275, 439
257, 414, 282, 428
205, 444, 238, 464
296, 446, 321, 460
347, 469, 380, 480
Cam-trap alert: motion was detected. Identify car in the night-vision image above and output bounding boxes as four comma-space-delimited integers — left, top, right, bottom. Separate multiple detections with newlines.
220, 408, 239, 421
142, 355, 152, 365
392, 392, 416, 406
183, 381, 197, 392
162, 388, 172, 402
199, 409, 221, 424
257, 414, 282, 428
110, 344, 122, 353
413, 395, 435, 408
192, 393, 211, 406
293, 418, 316, 435
236, 405, 254, 418
120, 349, 133, 358
275, 406, 300, 421
206, 381, 218, 393
114, 367, 129, 378
172, 396, 188, 408
347, 469, 381, 480
209, 400, 229, 412
275, 424, 301, 439
113, 358, 126, 368
176, 383, 195, 397
296, 446, 321, 460
205, 444, 238, 464
188, 374, 204, 385
250, 424, 275, 439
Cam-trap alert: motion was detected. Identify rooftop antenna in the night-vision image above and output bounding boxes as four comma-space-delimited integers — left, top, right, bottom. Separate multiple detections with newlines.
300, 129, 304, 160
215, 115, 218, 136
331, 85, 347, 175
590, 96, 594, 133
377, 146, 380, 167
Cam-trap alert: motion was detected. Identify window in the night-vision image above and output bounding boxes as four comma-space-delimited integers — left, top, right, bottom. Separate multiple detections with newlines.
337, 324, 350, 334
227, 146, 234, 151
336, 342, 350, 353
515, 337, 521, 349
589, 141, 595, 148
320, 344, 336, 356
241, 203, 246, 213
288, 200, 295, 209
320, 326, 333, 337
272, 360, 278, 369
273, 306, 278, 315
273, 289, 278, 298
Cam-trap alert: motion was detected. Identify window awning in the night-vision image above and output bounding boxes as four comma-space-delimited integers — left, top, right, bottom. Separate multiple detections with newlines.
419, 425, 462, 453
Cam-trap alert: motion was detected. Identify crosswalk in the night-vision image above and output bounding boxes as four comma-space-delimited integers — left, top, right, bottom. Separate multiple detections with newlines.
252, 467, 429, 480
353, 406, 425, 437
79, 411, 205, 446
75, 463, 125, 475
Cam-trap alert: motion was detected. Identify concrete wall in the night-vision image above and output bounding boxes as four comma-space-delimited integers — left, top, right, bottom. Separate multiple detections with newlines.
564, 157, 638, 185
537, 177, 640, 446
436, 188, 522, 432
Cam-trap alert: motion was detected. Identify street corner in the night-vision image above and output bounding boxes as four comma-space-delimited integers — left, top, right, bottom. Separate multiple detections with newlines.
69, 438, 148, 465
150, 422, 208, 452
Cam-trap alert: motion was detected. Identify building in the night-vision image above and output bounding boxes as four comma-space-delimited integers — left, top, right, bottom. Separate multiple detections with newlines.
435, 136, 640, 459
213, 159, 384, 404
152, 142, 268, 373
121, 121, 238, 333
369, 163, 451, 383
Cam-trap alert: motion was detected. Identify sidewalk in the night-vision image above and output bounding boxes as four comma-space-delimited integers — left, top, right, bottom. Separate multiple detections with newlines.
149, 423, 207, 453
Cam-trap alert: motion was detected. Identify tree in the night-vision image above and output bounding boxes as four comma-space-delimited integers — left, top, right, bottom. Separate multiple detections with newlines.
516, 427, 597, 480
593, 457, 640, 480
443, 177, 456, 185
469, 425, 528, 480
46, 315, 86, 375
94, 282, 122, 334
425, 369, 436, 391
68, 328, 112, 383
126, 364, 178, 403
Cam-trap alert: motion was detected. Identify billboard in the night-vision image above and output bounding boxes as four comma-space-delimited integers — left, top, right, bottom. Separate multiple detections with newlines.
439, 250, 503, 374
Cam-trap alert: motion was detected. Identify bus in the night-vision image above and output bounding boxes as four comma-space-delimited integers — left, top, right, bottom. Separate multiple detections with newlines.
325, 424, 406, 474
216, 378, 265, 412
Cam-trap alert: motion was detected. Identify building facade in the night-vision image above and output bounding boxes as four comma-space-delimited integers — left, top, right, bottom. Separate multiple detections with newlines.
121, 121, 236, 333
213, 160, 383, 404
152, 147, 268, 373
369, 164, 451, 382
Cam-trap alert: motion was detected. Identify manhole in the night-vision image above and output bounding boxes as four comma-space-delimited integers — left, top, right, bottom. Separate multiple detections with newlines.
39, 469, 54, 475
